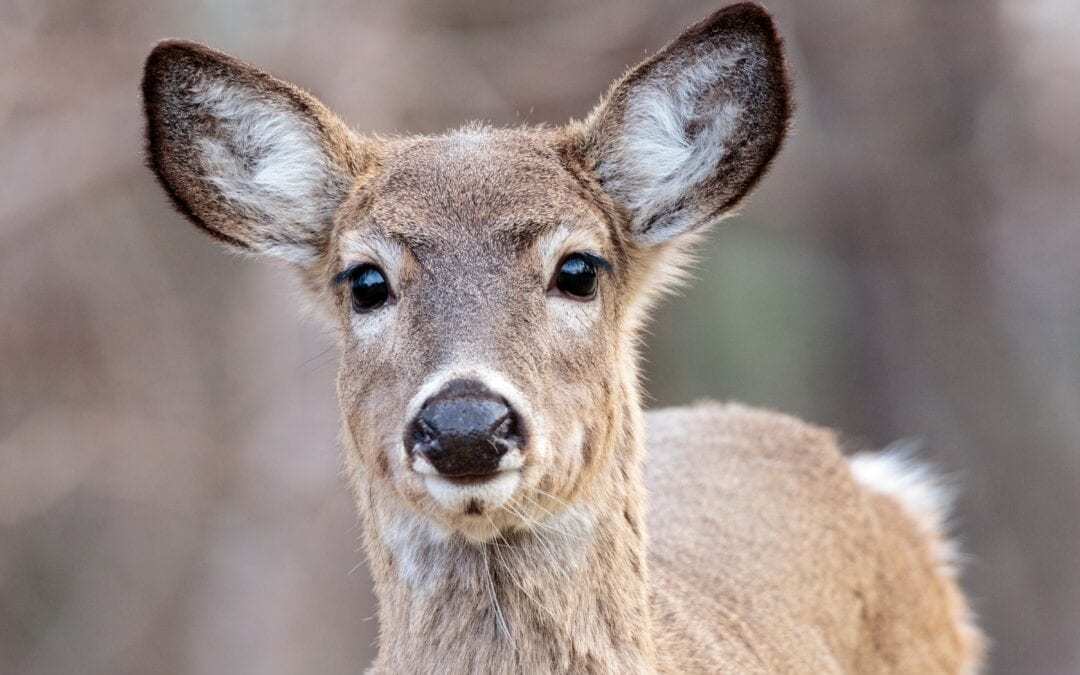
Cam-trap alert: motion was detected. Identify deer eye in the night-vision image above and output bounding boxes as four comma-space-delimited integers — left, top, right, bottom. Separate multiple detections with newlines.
554, 253, 598, 299
349, 264, 390, 312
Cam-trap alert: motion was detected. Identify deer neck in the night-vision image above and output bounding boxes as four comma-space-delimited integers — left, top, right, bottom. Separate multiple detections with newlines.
359, 404, 655, 674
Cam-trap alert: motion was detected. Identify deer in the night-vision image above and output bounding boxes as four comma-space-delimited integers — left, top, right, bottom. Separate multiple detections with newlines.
141, 3, 983, 673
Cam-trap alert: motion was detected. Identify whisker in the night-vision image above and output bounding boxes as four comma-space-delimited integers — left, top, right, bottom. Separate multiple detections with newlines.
488, 523, 560, 625
502, 504, 571, 578
531, 487, 576, 511
481, 517, 515, 648
515, 497, 585, 541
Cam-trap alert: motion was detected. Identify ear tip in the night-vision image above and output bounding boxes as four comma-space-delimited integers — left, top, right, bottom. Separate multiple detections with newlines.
143, 39, 237, 92
697, 3, 794, 122
712, 2, 775, 21
143, 40, 193, 96
141, 39, 250, 133
693, 3, 782, 43
149, 37, 207, 54
146, 38, 210, 70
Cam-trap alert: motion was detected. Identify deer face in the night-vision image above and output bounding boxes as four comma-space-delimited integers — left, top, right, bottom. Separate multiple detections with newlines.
328, 130, 636, 539
142, 4, 790, 540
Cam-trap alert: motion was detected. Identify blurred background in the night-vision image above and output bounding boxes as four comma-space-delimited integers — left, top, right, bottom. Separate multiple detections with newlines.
2, 0, 1077, 673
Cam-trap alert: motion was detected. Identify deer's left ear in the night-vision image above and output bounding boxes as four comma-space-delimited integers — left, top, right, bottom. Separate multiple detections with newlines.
580, 3, 792, 244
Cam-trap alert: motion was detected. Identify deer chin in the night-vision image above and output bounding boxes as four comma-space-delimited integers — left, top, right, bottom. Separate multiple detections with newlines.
411, 477, 526, 543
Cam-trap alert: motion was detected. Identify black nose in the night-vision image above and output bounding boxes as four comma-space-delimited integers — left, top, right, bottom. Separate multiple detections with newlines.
407, 379, 523, 478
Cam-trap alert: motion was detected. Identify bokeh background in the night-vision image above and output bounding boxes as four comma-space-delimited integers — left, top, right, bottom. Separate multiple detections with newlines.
2, 0, 1078, 673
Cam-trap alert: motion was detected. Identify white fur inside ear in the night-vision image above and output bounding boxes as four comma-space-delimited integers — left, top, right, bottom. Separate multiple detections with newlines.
600, 45, 749, 242
192, 79, 335, 264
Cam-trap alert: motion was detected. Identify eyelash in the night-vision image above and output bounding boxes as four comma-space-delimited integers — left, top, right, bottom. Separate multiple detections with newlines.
332, 266, 363, 286
570, 252, 612, 273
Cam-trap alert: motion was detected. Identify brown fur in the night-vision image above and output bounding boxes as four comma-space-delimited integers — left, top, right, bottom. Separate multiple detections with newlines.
142, 4, 982, 673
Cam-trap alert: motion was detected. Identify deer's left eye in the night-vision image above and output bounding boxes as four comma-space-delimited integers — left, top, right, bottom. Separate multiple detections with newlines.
554, 253, 599, 299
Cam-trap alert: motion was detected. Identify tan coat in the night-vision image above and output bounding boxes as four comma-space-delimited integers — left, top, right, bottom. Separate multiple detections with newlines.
648, 404, 981, 673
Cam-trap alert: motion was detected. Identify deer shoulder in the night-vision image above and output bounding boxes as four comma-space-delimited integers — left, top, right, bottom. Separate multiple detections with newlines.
646, 403, 982, 673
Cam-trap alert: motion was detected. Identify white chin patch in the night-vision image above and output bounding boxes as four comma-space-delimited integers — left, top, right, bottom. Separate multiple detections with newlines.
423, 471, 521, 513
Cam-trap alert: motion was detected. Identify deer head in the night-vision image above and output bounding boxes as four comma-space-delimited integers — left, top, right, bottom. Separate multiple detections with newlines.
143, 4, 791, 543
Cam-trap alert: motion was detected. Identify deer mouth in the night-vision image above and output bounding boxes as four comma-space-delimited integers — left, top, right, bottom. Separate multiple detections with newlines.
441, 472, 504, 486
421, 468, 522, 514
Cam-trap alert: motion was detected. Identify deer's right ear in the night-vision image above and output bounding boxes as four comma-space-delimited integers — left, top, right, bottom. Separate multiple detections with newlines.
579, 3, 792, 245
142, 40, 368, 265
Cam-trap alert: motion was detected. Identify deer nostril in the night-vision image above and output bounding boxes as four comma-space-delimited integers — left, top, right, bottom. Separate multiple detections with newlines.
491, 412, 515, 440
413, 417, 437, 445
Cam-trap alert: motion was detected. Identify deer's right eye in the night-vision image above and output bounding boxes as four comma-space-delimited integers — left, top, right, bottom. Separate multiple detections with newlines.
349, 264, 390, 312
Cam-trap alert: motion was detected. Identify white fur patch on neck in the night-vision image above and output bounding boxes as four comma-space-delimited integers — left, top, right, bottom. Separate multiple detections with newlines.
191, 79, 335, 264
378, 505, 448, 591
601, 45, 748, 242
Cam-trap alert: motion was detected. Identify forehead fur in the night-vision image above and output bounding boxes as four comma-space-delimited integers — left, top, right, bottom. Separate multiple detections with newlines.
336, 126, 615, 248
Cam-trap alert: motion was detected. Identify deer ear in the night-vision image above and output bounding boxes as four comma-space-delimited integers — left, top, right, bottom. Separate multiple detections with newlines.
582, 3, 792, 244
142, 40, 367, 265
